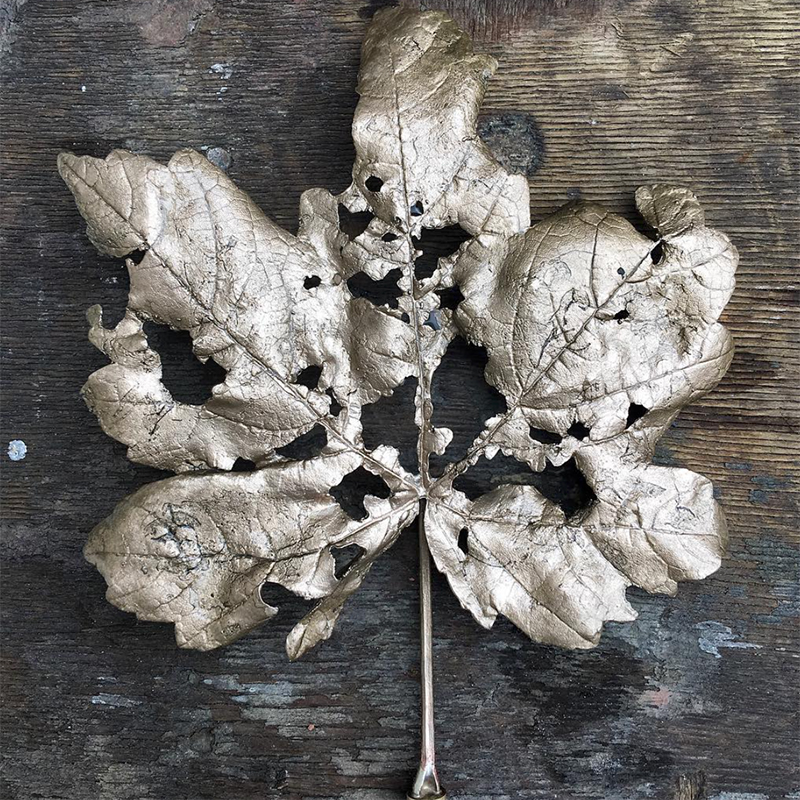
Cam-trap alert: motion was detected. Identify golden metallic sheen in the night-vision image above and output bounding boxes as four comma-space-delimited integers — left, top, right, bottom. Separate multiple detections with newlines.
59, 7, 736, 661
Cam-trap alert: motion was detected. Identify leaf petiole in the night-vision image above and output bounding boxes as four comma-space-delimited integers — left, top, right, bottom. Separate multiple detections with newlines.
408, 499, 446, 800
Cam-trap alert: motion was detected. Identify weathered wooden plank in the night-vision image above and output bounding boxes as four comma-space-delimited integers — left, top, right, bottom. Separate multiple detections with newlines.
1, 1, 798, 798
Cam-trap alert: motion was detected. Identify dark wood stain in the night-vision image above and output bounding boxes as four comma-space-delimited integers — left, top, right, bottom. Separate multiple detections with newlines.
1, 1, 798, 798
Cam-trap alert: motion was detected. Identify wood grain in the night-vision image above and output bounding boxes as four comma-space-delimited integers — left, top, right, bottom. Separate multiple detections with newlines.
1, 1, 798, 798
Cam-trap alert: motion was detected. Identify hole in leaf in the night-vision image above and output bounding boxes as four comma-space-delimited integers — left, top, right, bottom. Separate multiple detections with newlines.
259, 580, 312, 612
231, 458, 257, 472
331, 543, 366, 579
617, 267, 625, 277
625, 402, 650, 428
400, 312, 410, 323
424, 309, 442, 330
325, 388, 342, 417
330, 467, 391, 521
430, 338, 507, 477
382, 232, 398, 243
347, 268, 403, 308
437, 285, 464, 310
303, 275, 321, 289
338, 205, 373, 240
413, 225, 472, 280
453, 454, 596, 519
362, 376, 418, 472
275, 424, 327, 461
295, 364, 322, 391
613, 308, 630, 322
457, 527, 469, 555
409, 200, 424, 217
529, 427, 563, 445
534, 457, 597, 518
650, 241, 664, 264
365, 175, 384, 192
142, 322, 227, 405
128, 249, 147, 266
567, 421, 591, 441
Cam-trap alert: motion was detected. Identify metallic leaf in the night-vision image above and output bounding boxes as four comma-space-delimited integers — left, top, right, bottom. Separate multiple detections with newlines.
59, 7, 737, 656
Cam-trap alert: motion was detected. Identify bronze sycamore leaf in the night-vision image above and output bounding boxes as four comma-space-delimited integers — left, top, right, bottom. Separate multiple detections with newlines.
59, 9, 736, 664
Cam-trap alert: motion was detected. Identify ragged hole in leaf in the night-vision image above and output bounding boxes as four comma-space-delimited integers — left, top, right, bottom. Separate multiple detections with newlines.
330, 467, 391, 521
362, 376, 418, 472
650, 241, 664, 264
453, 453, 596, 519
409, 200, 424, 217
259, 581, 313, 613
142, 322, 227, 405
625, 402, 650, 428
275, 424, 327, 461
326, 388, 342, 417
347, 268, 403, 308
534, 457, 597, 518
413, 225, 472, 280
295, 364, 322, 390
303, 275, 322, 290
365, 175, 384, 192
382, 232, 398, 242
457, 527, 469, 555
529, 427, 562, 445
424, 309, 442, 330
567, 420, 591, 441
430, 338, 506, 477
437, 285, 464, 310
338, 204, 373, 240
231, 458, 257, 472
613, 308, 630, 322
128, 249, 147, 266
332, 543, 366, 579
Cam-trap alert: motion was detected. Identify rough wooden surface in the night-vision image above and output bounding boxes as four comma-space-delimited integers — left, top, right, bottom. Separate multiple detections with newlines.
1, 1, 798, 798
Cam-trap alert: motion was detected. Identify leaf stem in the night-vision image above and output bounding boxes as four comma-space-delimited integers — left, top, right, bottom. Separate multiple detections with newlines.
408, 499, 446, 800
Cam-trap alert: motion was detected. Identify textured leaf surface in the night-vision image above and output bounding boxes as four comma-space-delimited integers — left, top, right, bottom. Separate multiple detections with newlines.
60, 7, 737, 657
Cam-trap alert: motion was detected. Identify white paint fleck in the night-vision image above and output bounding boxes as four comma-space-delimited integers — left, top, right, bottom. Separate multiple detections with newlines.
588, 751, 622, 774
81, 84, 86, 92
209, 62, 233, 79
7, 440, 26, 461
204, 674, 296, 706
91, 693, 142, 708
248, 707, 349, 725
709, 793, 769, 800
696, 621, 761, 658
